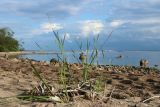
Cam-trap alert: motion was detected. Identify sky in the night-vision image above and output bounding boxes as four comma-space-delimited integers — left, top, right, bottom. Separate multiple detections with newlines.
0, 0, 160, 51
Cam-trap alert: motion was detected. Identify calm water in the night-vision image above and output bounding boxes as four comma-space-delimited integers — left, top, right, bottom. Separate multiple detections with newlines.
18, 50, 160, 68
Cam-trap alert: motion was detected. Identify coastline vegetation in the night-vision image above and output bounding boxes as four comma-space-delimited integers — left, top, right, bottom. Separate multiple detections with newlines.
0, 27, 21, 52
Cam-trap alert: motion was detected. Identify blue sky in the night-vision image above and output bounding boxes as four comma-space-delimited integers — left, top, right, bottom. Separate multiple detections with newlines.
0, 0, 160, 51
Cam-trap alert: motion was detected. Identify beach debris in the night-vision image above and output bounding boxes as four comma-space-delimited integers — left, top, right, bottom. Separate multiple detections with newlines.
31, 61, 36, 65
42, 61, 50, 66
4, 54, 8, 59
11, 58, 19, 62
120, 79, 133, 84
49, 96, 62, 102
92, 65, 104, 71
18, 82, 62, 103
129, 76, 139, 81
23, 82, 55, 96
140, 59, 149, 67
18, 81, 100, 103
111, 92, 129, 99
70, 63, 81, 70
142, 96, 160, 103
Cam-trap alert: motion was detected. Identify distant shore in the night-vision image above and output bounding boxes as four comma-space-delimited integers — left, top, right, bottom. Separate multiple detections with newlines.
0, 51, 60, 57
1, 50, 160, 57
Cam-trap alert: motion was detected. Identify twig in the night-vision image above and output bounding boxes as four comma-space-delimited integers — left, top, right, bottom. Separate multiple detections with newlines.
76, 88, 89, 93
109, 86, 115, 100
62, 89, 78, 93
103, 84, 107, 98
142, 96, 160, 103
100, 86, 115, 103
79, 81, 90, 89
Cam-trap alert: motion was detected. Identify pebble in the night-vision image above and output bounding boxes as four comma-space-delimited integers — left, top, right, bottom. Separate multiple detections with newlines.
129, 97, 142, 102
136, 103, 149, 107
32, 103, 55, 107
11, 58, 19, 62
121, 80, 133, 84
111, 92, 130, 99
129, 76, 139, 81
46, 103, 55, 107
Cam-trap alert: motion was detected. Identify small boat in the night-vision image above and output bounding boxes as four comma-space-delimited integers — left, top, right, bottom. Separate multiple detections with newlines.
116, 54, 123, 59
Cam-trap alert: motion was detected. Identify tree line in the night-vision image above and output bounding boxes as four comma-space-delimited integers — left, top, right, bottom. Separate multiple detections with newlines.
0, 27, 21, 52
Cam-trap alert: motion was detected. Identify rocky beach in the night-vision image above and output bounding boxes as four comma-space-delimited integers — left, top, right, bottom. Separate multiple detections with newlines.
0, 54, 160, 107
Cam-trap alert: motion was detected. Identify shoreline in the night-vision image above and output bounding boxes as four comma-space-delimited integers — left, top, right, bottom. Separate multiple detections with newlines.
0, 51, 59, 56
0, 57, 160, 106
1, 51, 159, 70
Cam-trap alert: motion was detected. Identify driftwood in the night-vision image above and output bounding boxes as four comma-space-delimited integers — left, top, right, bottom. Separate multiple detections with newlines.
142, 96, 160, 103
18, 81, 99, 103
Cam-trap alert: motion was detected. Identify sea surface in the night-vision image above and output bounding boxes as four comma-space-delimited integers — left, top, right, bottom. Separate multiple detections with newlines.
18, 50, 160, 68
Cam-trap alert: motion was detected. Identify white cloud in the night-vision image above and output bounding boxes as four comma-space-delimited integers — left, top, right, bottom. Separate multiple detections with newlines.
41, 23, 63, 33
31, 22, 63, 35
141, 26, 160, 34
147, 0, 160, 4
130, 18, 160, 25
80, 20, 104, 37
110, 20, 125, 27
110, 18, 160, 27
58, 5, 80, 15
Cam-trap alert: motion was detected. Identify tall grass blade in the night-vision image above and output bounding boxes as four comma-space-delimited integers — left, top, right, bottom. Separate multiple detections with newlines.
30, 61, 53, 95
100, 29, 115, 50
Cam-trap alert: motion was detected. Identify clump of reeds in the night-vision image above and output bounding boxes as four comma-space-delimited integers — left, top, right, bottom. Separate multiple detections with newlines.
73, 35, 100, 82
17, 26, 115, 103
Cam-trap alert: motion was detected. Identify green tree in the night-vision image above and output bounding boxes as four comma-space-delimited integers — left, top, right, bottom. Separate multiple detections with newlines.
0, 27, 20, 52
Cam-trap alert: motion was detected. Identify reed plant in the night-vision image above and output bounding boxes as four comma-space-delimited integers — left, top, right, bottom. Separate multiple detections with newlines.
52, 31, 70, 102
72, 35, 100, 82
53, 32, 66, 84
93, 77, 104, 92
30, 62, 53, 95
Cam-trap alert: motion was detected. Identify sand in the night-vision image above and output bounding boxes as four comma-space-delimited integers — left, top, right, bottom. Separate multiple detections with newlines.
0, 56, 160, 107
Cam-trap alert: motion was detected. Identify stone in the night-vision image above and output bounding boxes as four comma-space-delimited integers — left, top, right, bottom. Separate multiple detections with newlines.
44, 61, 50, 65
50, 58, 59, 64
146, 78, 156, 82
71, 63, 81, 70
129, 97, 142, 102
46, 103, 55, 107
121, 80, 133, 84
136, 103, 149, 107
4, 54, 9, 59
111, 92, 130, 99
106, 79, 112, 84
129, 76, 139, 81
11, 58, 19, 62
31, 61, 36, 65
